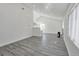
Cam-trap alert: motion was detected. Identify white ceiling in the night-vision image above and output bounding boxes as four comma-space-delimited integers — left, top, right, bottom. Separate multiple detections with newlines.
22, 3, 73, 19
33, 3, 70, 18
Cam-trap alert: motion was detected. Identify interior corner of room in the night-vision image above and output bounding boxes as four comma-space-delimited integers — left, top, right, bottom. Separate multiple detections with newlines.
0, 3, 79, 56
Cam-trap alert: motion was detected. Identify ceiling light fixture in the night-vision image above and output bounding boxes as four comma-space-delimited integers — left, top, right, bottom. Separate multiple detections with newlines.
45, 3, 50, 9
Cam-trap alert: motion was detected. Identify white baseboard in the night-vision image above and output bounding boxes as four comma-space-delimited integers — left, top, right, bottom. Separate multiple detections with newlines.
43, 32, 57, 34
0, 35, 32, 47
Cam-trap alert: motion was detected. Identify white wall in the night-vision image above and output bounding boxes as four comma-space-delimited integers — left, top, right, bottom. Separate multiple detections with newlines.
64, 4, 79, 56
32, 27, 42, 36
33, 11, 62, 23
64, 15, 79, 56
0, 4, 33, 47
38, 16, 62, 34
33, 11, 62, 34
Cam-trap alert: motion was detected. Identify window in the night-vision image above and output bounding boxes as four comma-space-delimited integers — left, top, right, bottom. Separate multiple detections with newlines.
75, 5, 79, 44
71, 8, 76, 41
40, 23, 45, 31
68, 4, 79, 48
69, 5, 77, 41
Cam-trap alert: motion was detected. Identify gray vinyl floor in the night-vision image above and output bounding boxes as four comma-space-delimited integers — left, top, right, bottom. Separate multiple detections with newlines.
0, 33, 69, 56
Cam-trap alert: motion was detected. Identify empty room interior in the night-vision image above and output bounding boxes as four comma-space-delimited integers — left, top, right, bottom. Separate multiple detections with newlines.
0, 3, 79, 56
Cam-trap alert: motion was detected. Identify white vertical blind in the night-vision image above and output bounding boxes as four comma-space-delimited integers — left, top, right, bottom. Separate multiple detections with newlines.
68, 5, 77, 41
71, 8, 76, 41
75, 5, 79, 44
69, 11, 75, 41
69, 13, 72, 38
68, 4, 79, 48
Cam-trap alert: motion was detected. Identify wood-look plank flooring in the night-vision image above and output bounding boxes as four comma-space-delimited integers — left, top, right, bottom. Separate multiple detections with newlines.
0, 33, 69, 56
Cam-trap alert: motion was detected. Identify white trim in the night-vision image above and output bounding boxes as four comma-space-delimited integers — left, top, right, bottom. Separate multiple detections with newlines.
0, 35, 32, 47
74, 41, 79, 49
64, 3, 78, 18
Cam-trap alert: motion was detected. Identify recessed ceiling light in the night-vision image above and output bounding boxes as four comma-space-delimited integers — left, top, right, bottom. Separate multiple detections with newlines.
45, 4, 50, 9
45, 3, 52, 10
